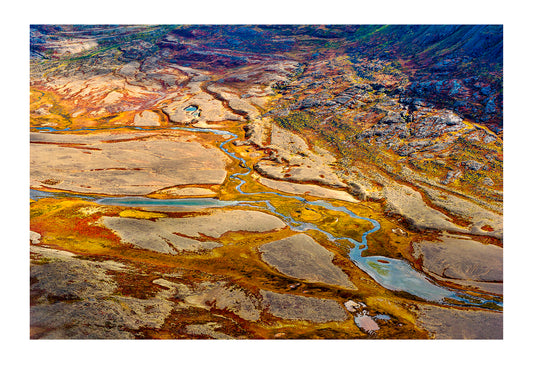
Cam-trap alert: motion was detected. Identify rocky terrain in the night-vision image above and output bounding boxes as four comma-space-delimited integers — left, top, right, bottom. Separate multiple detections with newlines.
30, 25, 503, 339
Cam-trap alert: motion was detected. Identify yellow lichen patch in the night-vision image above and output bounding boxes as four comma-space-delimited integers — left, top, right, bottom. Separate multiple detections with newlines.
366, 296, 416, 325
118, 209, 167, 219
30, 198, 123, 254
77, 205, 107, 216
291, 207, 322, 222
259, 318, 364, 339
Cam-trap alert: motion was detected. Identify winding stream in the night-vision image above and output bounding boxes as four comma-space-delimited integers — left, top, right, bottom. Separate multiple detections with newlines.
30, 125, 502, 309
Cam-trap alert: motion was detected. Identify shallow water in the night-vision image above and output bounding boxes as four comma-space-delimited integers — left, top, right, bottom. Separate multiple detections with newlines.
30, 125, 502, 309
95, 196, 238, 207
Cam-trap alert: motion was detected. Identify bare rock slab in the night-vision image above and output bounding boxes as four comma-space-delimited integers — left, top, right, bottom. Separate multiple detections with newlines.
413, 236, 502, 282
383, 182, 465, 232
258, 233, 356, 289
416, 304, 503, 339
102, 209, 286, 254
412, 235, 503, 294
260, 290, 348, 323
30, 132, 228, 195
133, 110, 161, 127
184, 281, 262, 321
259, 176, 358, 203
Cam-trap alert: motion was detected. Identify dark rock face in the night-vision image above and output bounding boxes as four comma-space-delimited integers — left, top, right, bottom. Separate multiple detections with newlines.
173, 25, 296, 55
346, 25, 503, 132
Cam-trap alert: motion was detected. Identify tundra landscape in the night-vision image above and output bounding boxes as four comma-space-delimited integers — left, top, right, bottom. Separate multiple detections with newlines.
29, 25, 503, 339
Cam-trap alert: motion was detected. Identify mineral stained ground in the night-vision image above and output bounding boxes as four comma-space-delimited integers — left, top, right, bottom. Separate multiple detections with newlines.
30, 25, 503, 339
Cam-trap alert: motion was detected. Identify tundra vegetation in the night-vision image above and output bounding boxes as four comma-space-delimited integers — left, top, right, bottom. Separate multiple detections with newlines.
30, 25, 502, 339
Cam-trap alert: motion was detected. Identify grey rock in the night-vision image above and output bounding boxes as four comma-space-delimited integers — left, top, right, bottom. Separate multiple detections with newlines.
441, 112, 463, 125
30, 246, 175, 339
412, 236, 503, 282
462, 160, 484, 171
408, 139, 432, 148
397, 146, 415, 157
483, 134, 497, 144
40, 324, 135, 339
260, 290, 348, 323
334, 95, 352, 105
299, 96, 323, 109
482, 177, 495, 186
383, 182, 465, 232
380, 112, 404, 125
441, 170, 463, 185
258, 233, 356, 289
101, 210, 286, 255
184, 281, 262, 321
416, 305, 502, 339
185, 323, 234, 339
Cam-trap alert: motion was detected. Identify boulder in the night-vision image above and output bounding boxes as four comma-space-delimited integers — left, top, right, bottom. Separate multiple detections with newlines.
462, 160, 484, 171
441, 170, 463, 185
379, 111, 404, 125
482, 177, 495, 186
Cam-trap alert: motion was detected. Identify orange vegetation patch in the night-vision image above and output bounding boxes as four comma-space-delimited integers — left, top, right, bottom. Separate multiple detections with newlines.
30, 199, 123, 253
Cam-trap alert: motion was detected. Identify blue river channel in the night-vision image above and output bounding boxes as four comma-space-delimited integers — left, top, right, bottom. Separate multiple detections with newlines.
30, 125, 502, 309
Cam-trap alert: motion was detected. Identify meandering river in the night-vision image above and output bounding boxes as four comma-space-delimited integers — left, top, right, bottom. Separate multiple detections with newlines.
30, 125, 502, 309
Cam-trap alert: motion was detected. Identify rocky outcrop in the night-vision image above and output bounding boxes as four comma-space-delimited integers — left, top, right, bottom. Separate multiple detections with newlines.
247, 122, 346, 189
419, 185, 502, 238
383, 182, 466, 232
206, 84, 261, 119
163, 91, 244, 124
30, 246, 174, 339
243, 119, 270, 147
181, 281, 262, 322
254, 160, 346, 188
441, 170, 463, 185
260, 290, 349, 323
258, 233, 356, 289
462, 160, 485, 171
30, 231, 41, 245
100, 216, 222, 254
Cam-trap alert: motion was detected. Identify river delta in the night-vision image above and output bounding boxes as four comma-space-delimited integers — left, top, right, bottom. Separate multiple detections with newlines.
30, 25, 503, 339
